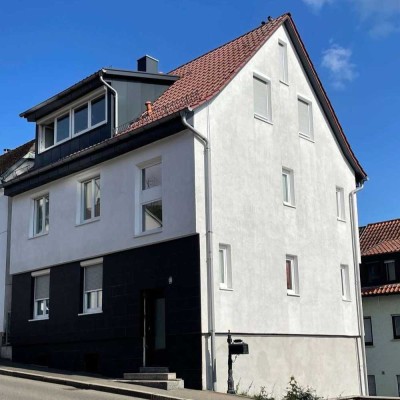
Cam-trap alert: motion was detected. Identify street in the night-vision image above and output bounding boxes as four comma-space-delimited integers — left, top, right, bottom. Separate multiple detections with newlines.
0, 375, 142, 400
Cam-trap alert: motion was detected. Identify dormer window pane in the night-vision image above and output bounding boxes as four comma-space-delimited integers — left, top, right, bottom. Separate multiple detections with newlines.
56, 114, 70, 142
44, 123, 55, 149
74, 104, 89, 134
91, 96, 106, 126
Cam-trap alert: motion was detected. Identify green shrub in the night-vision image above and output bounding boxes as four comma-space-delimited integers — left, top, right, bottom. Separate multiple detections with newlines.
283, 377, 321, 400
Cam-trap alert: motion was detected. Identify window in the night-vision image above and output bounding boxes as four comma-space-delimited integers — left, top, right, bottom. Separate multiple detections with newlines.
33, 194, 49, 236
82, 259, 103, 314
340, 264, 351, 300
298, 97, 313, 139
385, 260, 396, 282
336, 187, 345, 220
367, 375, 376, 396
279, 40, 288, 83
139, 160, 162, 233
253, 74, 272, 122
392, 315, 400, 339
32, 270, 50, 320
364, 317, 373, 346
219, 244, 232, 289
39, 90, 107, 152
397, 375, 400, 397
367, 262, 381, 285
81, 177, 101, 222
286, 255, 299, 295
282, 168, 295, 206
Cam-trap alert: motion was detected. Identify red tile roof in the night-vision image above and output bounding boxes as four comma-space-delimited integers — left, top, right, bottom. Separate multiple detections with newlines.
362, 283, 400, 297
0, 140, 35, 176
360, 219, 400, 256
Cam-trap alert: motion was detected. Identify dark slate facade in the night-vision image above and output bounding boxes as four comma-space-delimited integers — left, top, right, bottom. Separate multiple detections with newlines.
11, 234, 202, 388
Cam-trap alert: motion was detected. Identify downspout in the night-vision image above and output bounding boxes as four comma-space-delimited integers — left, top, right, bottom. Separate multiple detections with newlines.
181, 109, 217, 391
100, 71, 118, 134
349, 181, 368, 395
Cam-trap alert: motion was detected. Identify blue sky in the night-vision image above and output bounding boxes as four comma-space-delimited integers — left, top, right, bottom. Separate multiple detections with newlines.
0, 0, 399, 226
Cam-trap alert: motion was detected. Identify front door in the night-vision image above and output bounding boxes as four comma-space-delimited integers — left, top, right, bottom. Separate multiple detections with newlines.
143, 289, 167, 367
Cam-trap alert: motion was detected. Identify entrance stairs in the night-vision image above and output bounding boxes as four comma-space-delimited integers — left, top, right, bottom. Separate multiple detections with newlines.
121, 367, 184, 390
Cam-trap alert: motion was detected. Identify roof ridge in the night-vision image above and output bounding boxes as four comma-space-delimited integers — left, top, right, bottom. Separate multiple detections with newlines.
167, 13, 290, 75
364, 217, 400, 227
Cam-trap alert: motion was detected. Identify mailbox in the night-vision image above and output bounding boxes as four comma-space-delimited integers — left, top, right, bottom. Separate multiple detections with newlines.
229, 339, 249, 355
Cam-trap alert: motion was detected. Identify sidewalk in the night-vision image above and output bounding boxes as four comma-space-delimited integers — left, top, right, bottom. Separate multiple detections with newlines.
0, 360, 243, 400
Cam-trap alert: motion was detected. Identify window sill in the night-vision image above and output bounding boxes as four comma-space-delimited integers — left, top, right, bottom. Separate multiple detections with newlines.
254, 114, 273, 125
28, 317, 49, 322
29, 231, 49, 240
279, 80, 289, 86
342, 298, 352, 302
283, 202, 296, 209
299, 133, 315, 143
76, 217, 101, 227
337, 218, 346, 223
78, 311, 103, 316
134, 228, 163, 238
287, 292, 300, 297
219, 286, 233, 291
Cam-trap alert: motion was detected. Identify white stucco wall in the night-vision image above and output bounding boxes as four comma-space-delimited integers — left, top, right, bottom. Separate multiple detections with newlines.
363, 295, 400, 396
10, 132, 197, 274
194, 25, 362, 393
0, 189, 8, 332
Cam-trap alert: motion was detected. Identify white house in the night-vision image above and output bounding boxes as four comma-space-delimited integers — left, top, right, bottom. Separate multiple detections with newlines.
360, 219, 400, 397
0, 140, 35, 356
4, 13, 367, 396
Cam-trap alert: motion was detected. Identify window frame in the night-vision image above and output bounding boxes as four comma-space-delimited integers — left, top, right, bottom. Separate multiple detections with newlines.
136, 158, 163, 235
81, 258, 103, 315
38, 88, 107, 153
219, 244, 232, 290
297, 95, 313, 140
32, 193, 50, 237
80, 176, 101, 223
282, 167, 295, 207
340, 264, 351, 301
286, 255, 299, 296
392, 315, 400, 339
336, 186, 346, 221
278, 39, 288, 84
253, 72, 272, 123
364, 316, 373, 346
32, 269, 50, 320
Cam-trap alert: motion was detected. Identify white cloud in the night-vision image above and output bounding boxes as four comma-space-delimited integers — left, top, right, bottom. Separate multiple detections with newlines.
321, 44, 358, 89
350, 0, 400, 38
302, 0, 333, 12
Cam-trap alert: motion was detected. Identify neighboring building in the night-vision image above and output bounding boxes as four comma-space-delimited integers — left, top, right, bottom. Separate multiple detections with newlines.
4, 13, 368, 396
0, 140, 35, 354
360, 219, 400, 397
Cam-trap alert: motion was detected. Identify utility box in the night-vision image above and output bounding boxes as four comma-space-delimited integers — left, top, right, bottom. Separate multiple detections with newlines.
229, 339, 249, 355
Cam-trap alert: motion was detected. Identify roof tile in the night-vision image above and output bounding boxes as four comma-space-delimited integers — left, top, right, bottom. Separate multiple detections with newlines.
362, 283, 400, 297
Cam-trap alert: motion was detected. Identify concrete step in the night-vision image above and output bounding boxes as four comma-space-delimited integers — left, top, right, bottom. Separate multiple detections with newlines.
139, 366, 169, 373
117, 379, 184, 390
123, 372, 176, 380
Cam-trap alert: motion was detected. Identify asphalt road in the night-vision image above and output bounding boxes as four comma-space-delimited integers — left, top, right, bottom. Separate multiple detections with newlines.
0, 375, 143, 400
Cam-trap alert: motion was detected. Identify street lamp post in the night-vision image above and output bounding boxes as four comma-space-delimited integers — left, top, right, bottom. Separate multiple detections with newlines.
227, 330, 235, 394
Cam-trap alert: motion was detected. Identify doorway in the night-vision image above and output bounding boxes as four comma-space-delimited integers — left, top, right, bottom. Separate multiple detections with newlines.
143, 289, 167, 367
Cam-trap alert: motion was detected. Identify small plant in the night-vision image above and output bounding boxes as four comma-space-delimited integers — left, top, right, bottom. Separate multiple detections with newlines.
235, 379, 254, 396
283, 377, 321, 400
253, 386, 275, 400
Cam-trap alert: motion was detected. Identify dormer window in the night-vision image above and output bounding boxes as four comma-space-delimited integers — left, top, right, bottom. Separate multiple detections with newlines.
38, 89, 107, 153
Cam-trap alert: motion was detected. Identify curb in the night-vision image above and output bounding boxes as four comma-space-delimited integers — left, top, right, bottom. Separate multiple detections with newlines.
0, 367, 192, 400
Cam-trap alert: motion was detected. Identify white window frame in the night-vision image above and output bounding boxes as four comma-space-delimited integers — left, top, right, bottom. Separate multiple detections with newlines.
80, 176, 101, 223
278, 39, 288, 84
282, 167, 295, 207
81, 258, 103, 314
385, 260, 396, 282
32, 193, 49, 237
253, 72, 272, 123
286, 255, 299, 296
336, 186, 346, 221
297, 95, 313, 140
136, 158, 163, 235
38, 88, 107, 153
32, 269, 50, 320
340, 264, 351, 301
219, 244, 232, 290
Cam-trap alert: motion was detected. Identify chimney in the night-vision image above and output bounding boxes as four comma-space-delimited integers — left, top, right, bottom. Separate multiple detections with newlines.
137, 55, 159, 73
145, 101, 153, 115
